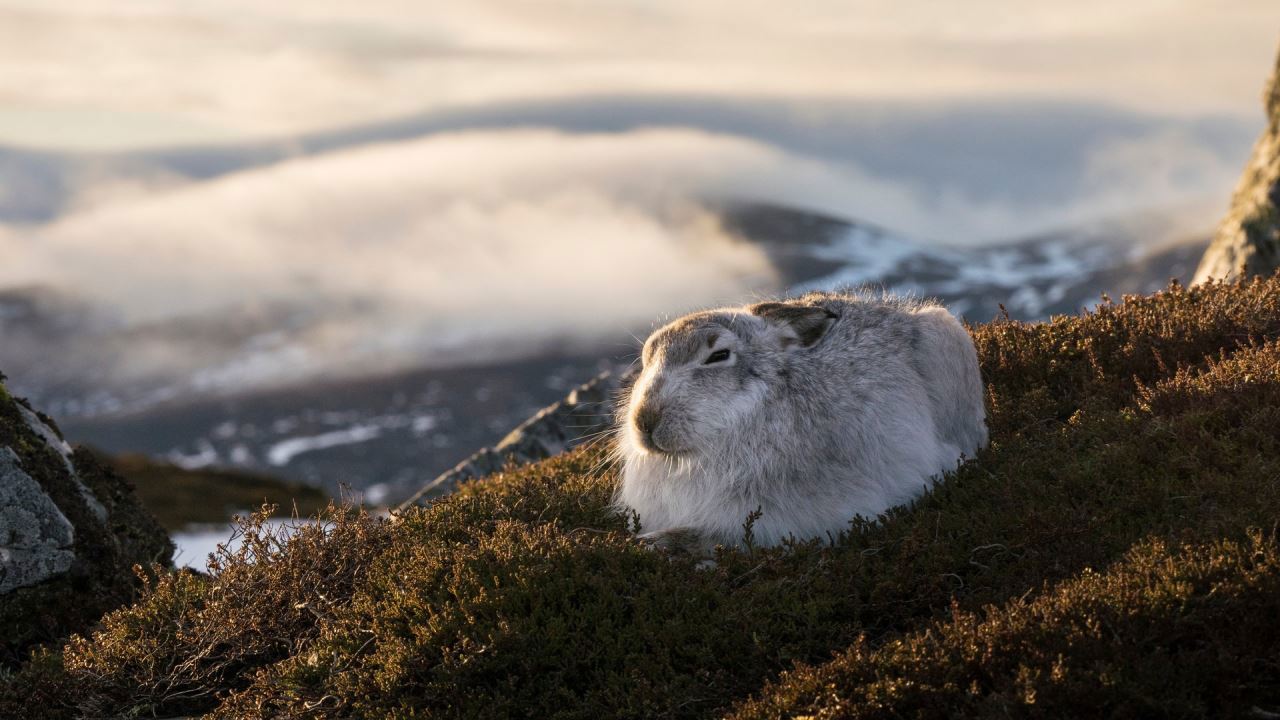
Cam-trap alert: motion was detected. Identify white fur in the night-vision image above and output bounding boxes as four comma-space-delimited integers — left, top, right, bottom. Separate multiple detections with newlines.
616, 292, 987, 548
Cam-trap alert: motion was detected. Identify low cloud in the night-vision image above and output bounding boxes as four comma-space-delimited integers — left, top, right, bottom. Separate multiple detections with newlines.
0, 123, 1245, 399
1, 129, 796, 393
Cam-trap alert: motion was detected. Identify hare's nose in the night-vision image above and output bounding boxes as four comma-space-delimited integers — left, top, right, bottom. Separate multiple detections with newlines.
634, 404, 662, 437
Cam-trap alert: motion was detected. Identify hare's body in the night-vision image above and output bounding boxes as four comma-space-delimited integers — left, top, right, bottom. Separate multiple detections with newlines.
617, 292, 986, 549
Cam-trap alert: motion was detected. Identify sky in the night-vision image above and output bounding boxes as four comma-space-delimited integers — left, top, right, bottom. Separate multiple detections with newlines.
1, 3, 1279, 397
0, 1, 1277, 150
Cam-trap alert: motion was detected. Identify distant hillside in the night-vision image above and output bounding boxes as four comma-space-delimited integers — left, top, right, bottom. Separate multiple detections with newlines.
98, 452, 329, 532
3, 201, 1210, 504
4, 276, 1278, 718
727, 201, 1208, 320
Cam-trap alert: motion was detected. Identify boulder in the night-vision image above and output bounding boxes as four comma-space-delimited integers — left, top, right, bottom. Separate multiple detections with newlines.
0, 372, 172, 666
1194, 45, 1280, 283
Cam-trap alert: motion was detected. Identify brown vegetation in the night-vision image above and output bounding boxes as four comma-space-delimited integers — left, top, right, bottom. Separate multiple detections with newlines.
4, 276, 1280, 718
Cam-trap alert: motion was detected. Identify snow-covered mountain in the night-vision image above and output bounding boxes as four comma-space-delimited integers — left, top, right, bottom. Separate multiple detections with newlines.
730, 203, 1205, 319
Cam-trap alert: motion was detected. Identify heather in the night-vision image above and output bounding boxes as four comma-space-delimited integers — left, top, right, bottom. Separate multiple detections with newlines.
4, 277, 1280, 719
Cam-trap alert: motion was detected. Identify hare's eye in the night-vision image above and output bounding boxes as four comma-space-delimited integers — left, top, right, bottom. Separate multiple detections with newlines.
704, 348, 731, 365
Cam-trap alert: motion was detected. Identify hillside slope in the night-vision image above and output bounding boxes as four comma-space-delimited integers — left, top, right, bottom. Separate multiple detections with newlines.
4, 277, 1280, 718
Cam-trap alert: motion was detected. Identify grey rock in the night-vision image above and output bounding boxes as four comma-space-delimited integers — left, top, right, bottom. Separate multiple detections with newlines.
399, 369, 633, 508
0, 447, 76, 594
1195, 46, 1280, 284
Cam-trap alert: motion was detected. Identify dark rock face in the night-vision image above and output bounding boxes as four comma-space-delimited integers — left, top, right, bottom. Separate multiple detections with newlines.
0, 373, 172, 666
1194, 47, 1280, 283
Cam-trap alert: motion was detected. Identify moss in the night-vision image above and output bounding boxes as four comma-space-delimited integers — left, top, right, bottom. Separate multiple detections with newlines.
4, 277, 1280, 718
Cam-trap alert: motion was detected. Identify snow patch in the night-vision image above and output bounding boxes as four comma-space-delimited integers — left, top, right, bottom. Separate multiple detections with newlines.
167, 439, 220, 470
170, 518, 314, 571
790, 225, 926, 293
266, 425, 382, 466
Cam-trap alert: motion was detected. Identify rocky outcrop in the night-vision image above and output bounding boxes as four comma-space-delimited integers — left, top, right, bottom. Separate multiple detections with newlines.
399, 370, 632, 508
0, 372, 172, 666
1194, 46, 1280, 283
0, 448, 77, 594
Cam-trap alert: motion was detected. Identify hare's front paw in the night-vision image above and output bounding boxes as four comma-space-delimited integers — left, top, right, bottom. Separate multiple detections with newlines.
637, 527, 717, 566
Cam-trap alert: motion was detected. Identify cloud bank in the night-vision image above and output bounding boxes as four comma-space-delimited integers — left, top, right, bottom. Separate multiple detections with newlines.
2, 129, 796, 393
0, 121, 1249, 399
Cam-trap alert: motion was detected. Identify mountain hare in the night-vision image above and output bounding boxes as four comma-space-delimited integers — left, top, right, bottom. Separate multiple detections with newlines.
617, 291, 986, 552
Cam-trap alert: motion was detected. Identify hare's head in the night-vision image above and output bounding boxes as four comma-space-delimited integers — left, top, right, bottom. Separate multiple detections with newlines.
623, 302, 837, 456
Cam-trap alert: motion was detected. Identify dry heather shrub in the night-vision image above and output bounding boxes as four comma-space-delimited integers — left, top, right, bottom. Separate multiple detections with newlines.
731, 532, 1280, 720
29, 505, 390, 718
974, 276, 1280, 436
2, 276, 1280, 719
216, 278, 1280, 718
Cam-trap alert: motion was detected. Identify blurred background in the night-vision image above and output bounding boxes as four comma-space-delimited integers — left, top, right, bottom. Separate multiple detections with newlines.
2, 3, 1279, 553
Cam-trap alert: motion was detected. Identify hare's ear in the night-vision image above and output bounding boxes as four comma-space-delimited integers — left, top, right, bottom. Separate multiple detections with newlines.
749, 302, 837, 349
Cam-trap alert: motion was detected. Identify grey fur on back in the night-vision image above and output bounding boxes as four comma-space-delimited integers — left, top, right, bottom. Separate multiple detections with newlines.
616, 290, 987, 549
